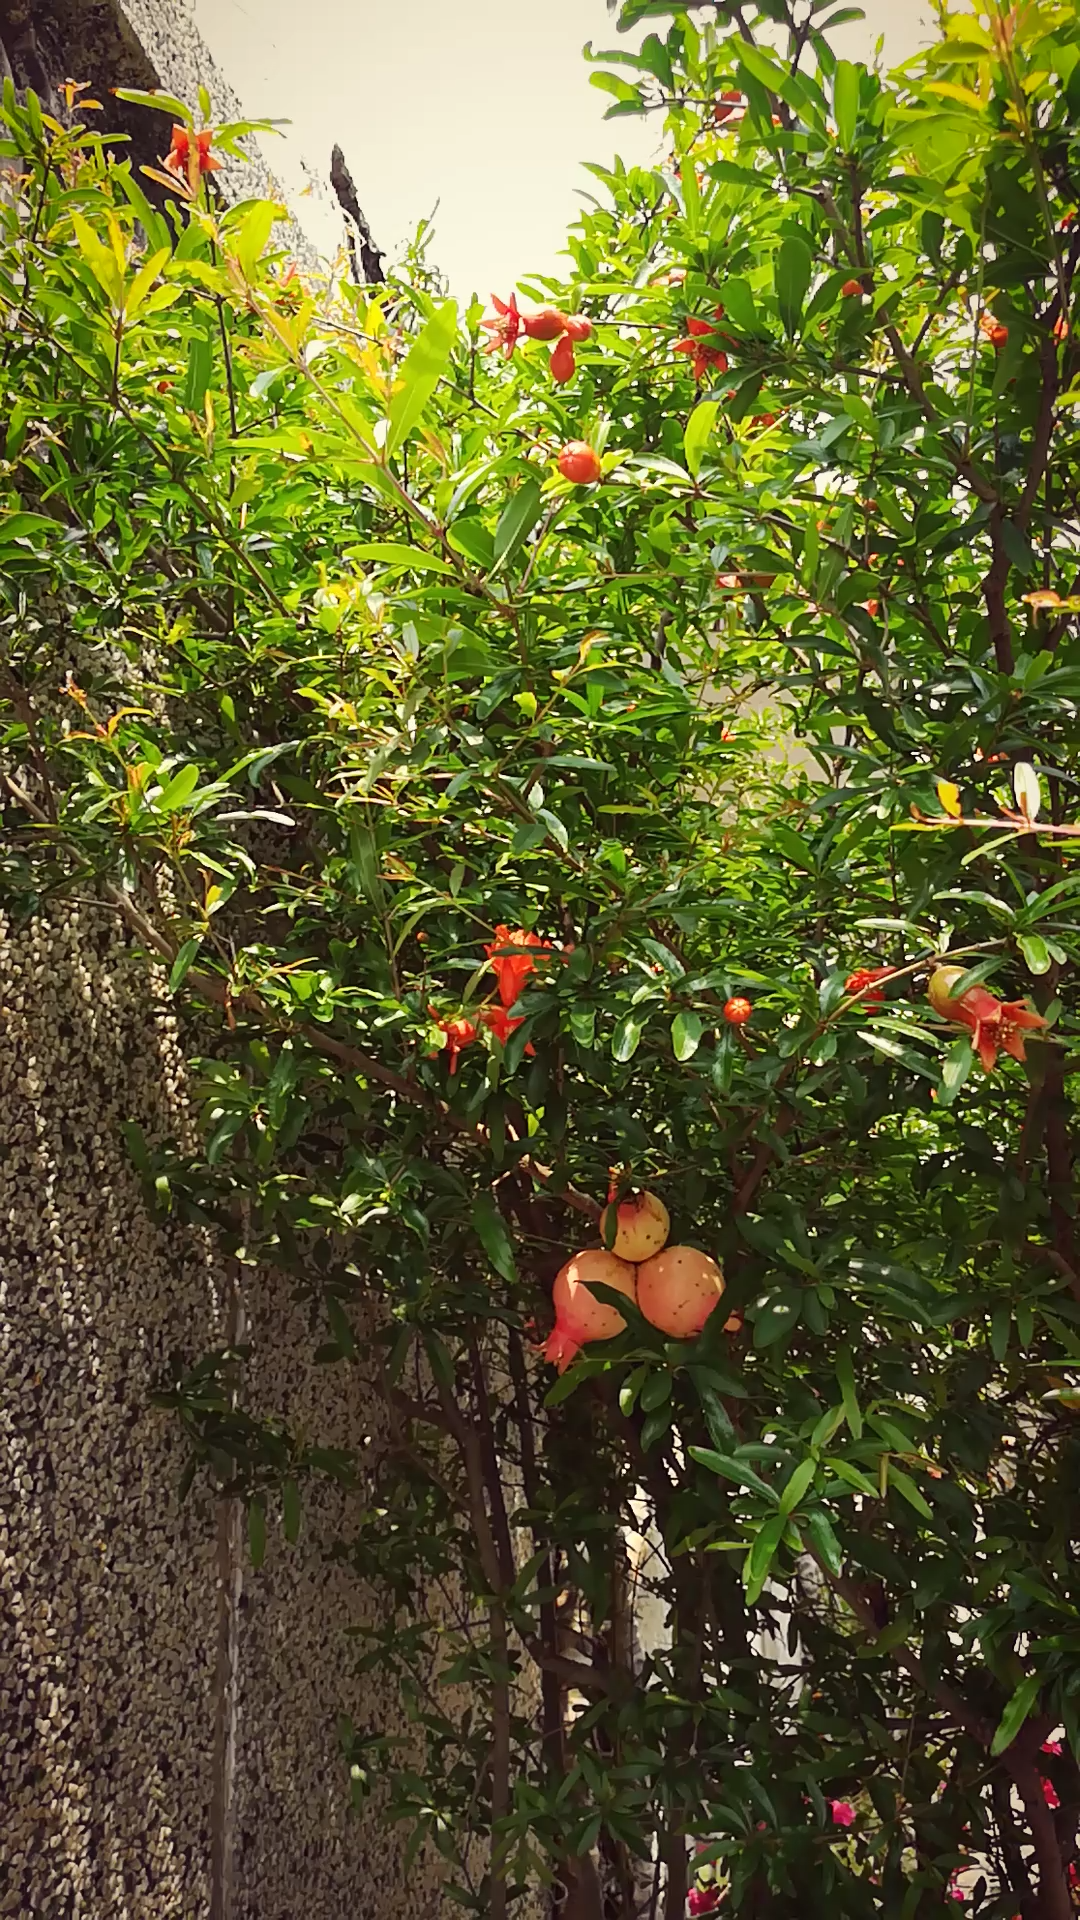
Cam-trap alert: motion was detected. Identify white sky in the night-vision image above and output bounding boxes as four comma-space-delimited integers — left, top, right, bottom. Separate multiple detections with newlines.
194, 0, 933, 299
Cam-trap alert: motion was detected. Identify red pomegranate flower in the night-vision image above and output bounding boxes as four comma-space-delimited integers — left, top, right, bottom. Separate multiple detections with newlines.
675, 311, 730, 382
829, 1799, 856, 1827
482, 292, 524, 357
979, 312, 1008, 349
479, 1004, 536, 1055
688, 1888, 721, 1915
844, 966, 894, 1009
485, 925, 552, 1009
163, 125, 221, 181
429, 1009, 478, 1074
723, 996, 752, 1026
927, 967, 1047, 1074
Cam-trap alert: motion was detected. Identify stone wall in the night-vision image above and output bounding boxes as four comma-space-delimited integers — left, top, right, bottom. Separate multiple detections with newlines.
0, 0, 317, 265
0, 906, 440, 1917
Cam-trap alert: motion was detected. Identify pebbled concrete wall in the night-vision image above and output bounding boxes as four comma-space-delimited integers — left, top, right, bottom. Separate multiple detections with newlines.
0, 906, 441, 1918
0, 0, 317, 264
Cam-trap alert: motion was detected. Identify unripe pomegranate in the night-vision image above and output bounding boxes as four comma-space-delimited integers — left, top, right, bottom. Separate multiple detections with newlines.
926, 965, 967, 1018
600, 1189, 670, 1263
562, 313, 592, 342
550, 334, 576, 384
636, 1246, 725, 1339
522, 305, 569, 341
543, 1249, 637, 1373
558, 440, 602, 485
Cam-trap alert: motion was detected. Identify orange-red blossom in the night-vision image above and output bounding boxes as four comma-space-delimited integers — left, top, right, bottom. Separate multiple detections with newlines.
845, 966, 895, 1009
163, 125, 221, 182
482, 296, 591, 381
927, 966, 1046, 1073
675, 310, 729, 382
485, 924, 553, 1007
429, 925, 555, 1073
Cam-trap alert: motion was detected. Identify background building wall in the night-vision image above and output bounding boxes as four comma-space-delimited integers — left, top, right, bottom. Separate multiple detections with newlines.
0, 905, 442, 1918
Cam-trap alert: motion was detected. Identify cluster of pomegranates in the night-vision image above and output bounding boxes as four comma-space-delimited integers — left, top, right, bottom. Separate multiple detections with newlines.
482, 294, 591, 383
543, 1188, 734, 1373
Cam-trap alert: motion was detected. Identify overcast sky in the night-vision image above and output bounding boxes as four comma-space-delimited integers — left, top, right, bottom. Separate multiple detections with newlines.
194, 0, 933, 299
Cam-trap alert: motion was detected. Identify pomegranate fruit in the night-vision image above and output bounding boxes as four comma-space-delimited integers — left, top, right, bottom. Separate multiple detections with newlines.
558, 441, 602, 486
562, 313, 592, 342
543, 1249, 637, 1373
521, 305, 570, 341
926, 965, 969, 1019
600, 1189, 670, 1263
636, 1246, 725, 1339
550, 334, 576, 384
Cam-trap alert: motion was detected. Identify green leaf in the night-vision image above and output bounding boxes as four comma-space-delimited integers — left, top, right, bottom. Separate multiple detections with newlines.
0, 511, 55, 544
113, 87, 193, 122
801, 1509, 844, 1576
1018, 933, 1051, 975
833, 60, 860, 148
70, 212, 124, 306
775, 235, 813, 339
182, 329, 213, 413
752, 1290, 802, 1347
684, 399, 720, 478
168, 937, 202, 993
690, 1371, 737, 1448
936, 1034, 974, 1107
472, 1192, 517, 1283
745, 1512, 786, 1603
612, 1012, 644, 1062
248, 1496, 267, 1570
991, 1671, 1041, 1756
156, 764, 201, 813
672, 1008, 703, 1060
888, 1467, 933, 1520
386, 298, 459, 455
491, 477, 543, 574
230, 201, 279, 281
688, 1448, 777, 1502
778, 1456, 817, 1519
640, 1368, 673, 1412
325, 1292, 356, 1357
835, 1348, 862, 1438
350, 541, 456, 575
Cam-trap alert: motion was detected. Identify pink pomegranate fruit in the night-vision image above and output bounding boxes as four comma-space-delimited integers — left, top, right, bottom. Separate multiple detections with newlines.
636, 1246, 725, 1339
599, 1189, 670, 1263
543, 1249, 637, 1373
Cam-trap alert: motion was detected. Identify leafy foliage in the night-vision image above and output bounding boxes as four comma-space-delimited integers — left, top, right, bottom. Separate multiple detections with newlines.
4, 6, 1080, 1913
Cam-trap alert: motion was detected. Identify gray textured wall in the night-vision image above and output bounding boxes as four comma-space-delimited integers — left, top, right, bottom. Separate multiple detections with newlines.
0, 906, 441, 1917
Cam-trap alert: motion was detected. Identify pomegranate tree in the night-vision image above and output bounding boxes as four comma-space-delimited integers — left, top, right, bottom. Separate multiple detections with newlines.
9, 12, 1080, 1918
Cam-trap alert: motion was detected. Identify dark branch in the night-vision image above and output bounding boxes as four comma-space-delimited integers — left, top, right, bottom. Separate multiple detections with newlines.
330, 144, 385, 284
